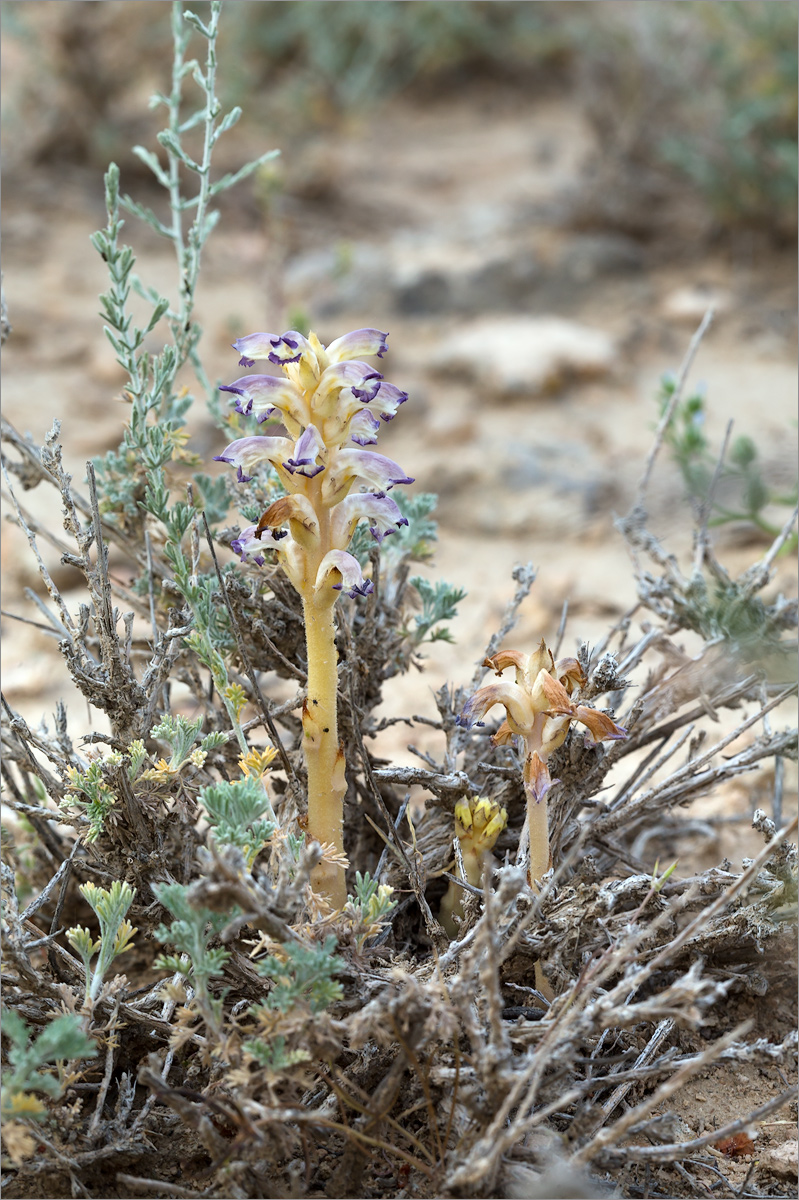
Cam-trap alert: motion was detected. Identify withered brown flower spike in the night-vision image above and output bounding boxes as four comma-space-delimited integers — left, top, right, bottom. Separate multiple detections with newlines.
459, 639, 626, 994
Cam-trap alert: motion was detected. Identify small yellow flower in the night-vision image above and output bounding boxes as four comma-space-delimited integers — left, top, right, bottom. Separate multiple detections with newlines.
223, 683, 248, 721
239, 746, 278, 778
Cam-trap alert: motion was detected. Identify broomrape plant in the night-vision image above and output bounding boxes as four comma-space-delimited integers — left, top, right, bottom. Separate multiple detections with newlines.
214, 327, 413, 907
458, 641, 626, 988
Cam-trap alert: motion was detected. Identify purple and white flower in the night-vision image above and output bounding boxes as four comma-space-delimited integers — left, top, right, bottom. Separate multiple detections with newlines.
219, 374, 308, 429
348, 410, 381, 446
321, 448, 414, 506
331, 491, 409, 546
213, 435, 294, 483
310, 361, 384, 420
315, 550, 374, 599
283, 425, 326, 477
229, 523, 287, 565
232, 330, 315, 368
325, 328, 388, 362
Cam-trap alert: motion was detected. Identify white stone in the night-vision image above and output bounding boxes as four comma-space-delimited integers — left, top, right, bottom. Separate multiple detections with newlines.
429, 316, 617, 397
661, 285, 732, 322
761, 1139, 798, 1180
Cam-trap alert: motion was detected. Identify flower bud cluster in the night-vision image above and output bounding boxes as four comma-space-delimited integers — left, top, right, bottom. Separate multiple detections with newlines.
215, 327, 413, 602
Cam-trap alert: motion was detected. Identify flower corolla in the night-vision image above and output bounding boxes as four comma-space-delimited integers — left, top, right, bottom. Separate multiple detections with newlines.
215, 328, 414, 603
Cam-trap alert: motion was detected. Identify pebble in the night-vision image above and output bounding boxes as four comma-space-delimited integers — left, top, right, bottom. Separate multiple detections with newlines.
760, 1139, 798, 1180
429, 315, 617, 397
661, 284, 732, 322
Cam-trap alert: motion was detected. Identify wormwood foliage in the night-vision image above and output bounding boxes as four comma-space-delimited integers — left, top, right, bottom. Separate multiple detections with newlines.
1, 1013, 97, 1163
198, 775, 276, 867
66, 881, 137, 1005
660, 374, 798, 548
1, 4, 796, 1198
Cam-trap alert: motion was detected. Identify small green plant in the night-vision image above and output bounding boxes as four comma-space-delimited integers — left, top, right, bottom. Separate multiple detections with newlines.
145, 715, 227, 776
253, 936, 344, 1015
1, 1011, 97, 1157
198, 773, 277, 868
407, 577, 467, 645
91, 2, 278, 532
60, 760, 117, 842
153, 880, 231, 1036
345, 871, 397, 950
659, 375, 797, 548
65, 881, 137, 1006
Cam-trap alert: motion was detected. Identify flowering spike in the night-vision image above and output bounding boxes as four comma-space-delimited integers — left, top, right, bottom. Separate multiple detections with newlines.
215, 327, 412, 908
459, 638, 627, 995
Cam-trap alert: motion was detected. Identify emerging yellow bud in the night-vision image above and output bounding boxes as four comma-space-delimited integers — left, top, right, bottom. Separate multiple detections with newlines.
239, 746, 278, 779
441, 796, 508, 938
454, 796, 508, 855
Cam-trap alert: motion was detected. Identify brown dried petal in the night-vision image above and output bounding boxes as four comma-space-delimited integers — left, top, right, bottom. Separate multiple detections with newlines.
573, 705, 627, 746
490, 719, 515, 747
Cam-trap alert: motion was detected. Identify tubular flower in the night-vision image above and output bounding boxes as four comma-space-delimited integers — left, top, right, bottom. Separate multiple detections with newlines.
214, 328, 414, 909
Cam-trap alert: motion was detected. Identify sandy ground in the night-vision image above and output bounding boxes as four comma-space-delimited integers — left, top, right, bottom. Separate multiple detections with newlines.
2, 86, 797, 1189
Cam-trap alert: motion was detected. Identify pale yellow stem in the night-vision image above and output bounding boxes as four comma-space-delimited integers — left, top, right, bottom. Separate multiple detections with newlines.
302, 592, 347, 909
524, 739, 554, 1001
440, 849, 482, 938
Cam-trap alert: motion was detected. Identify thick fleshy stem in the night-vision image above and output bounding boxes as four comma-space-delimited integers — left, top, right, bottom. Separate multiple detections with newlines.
522, 742, 554, 1000
301, 592, 347, 908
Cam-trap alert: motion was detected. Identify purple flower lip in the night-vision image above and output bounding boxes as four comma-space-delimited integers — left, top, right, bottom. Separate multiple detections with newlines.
455, 713, 485, 729
219, 386, 253, 416
284, 459, 325, 478
268, 332, 303, 364
230, 537, 266, 566
369, 525, 395, 543
333, 579, 375, 598
213, 452, 253, 483
238, 355, 255, 368
351, 374, 384, 402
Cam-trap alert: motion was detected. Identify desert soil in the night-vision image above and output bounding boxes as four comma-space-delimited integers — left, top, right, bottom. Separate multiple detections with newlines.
2, 85, 797, 1194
